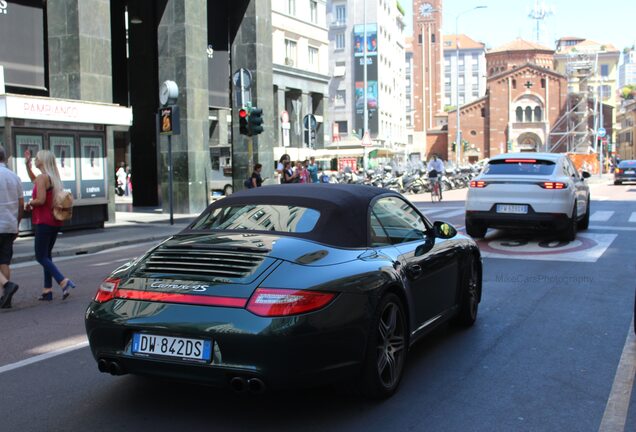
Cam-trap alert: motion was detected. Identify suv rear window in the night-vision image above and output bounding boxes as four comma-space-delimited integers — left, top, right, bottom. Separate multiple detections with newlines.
191, 204, 321, 233
484, 158, 556, 175
618, 160, 636, 168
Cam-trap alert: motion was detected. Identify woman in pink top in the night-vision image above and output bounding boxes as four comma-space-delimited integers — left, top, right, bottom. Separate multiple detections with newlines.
25, 150, 75, 301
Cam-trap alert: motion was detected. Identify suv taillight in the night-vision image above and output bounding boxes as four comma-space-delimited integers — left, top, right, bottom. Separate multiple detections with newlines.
540, 182, 567, 189
94, 277, 120, 303
246, 288, 336, 317
470, 180, 487, 188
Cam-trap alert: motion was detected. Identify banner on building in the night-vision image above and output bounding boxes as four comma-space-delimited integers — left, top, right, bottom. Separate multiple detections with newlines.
353, 24, 379, 137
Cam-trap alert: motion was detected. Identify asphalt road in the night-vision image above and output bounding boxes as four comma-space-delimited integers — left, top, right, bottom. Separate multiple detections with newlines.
1, 182, 635, 432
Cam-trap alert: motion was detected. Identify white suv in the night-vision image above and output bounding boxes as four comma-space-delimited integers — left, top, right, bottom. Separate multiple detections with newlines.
465, 153, 591, 241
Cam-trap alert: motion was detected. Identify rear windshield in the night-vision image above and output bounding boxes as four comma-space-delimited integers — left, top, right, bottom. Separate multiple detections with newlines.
618, 160, 636, 168
484, 159, 556, 175
190, 204, 321, 233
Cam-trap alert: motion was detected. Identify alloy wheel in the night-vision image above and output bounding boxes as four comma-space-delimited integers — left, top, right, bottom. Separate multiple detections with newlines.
376, 302, 406, 389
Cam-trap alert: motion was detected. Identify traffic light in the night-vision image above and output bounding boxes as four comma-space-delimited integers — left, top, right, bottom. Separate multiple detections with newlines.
239, 108, 249, 135
249, 108, 264, 136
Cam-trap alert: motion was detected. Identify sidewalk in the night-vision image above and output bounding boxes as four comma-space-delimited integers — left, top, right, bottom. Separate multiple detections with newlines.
11, 206, 199, 264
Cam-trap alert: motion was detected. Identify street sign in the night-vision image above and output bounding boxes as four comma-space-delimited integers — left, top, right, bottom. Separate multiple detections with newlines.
233, 68, 252, 107
361, 130, 372, 146
303, 114, 317, 130
597, 127, 606, 138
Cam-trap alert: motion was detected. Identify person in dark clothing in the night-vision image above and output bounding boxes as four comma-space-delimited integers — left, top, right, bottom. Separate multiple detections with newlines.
250, 164, 263, 188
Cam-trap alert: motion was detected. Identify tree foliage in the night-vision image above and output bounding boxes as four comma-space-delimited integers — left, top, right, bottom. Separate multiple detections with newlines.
620, 84, 636, 100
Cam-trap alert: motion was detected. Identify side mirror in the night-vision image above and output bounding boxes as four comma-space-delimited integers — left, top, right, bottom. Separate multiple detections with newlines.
432, 221, 457, 239
581, 171, 591, 179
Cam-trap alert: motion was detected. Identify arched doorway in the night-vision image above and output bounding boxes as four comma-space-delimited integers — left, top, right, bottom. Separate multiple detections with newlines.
516, 132, 542, 152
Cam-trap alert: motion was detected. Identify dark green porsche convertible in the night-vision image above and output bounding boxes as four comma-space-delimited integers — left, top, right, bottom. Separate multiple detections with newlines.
85, 184, 482, 398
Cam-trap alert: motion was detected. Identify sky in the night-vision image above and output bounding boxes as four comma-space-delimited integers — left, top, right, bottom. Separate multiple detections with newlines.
404, 0, 635, 55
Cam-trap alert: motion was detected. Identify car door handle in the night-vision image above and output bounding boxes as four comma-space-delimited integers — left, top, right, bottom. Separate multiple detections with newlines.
406, 264, 423, 279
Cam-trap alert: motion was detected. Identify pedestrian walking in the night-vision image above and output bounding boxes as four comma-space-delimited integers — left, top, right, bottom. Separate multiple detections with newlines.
281, 160, 299, 184
276, 154, 290, 184
24, 150, 76, 301
0, 146, 24, 308
248, 163, 263, 188
297, 160, 310, 184
307, 156, 319, 183
115, 162, 127, 196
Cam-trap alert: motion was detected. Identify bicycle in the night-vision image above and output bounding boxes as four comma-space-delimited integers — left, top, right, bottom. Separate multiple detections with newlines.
430, 176, 442, 202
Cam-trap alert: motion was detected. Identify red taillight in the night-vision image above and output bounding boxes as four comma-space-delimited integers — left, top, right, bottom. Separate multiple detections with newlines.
94, 277, 120, 303
246, 288, 336, 317
540, 182, 567, 189
615, 168, 623, 174
470, 180, 487, 188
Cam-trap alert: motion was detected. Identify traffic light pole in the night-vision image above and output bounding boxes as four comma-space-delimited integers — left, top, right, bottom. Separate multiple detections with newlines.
168, 134, 174, 225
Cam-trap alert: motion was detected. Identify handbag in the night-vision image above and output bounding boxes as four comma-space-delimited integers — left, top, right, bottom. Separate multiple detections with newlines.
53, 190, 74, 222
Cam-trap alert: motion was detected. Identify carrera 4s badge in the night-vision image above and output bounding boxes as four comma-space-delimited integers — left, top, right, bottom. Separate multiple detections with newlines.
150, 282, 209, 292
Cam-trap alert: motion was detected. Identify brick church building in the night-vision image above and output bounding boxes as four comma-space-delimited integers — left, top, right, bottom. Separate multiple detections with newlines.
447, 39, 569, 162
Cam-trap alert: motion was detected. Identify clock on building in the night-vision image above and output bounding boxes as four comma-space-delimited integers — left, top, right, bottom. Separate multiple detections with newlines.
419, 2, 433, 17
159, 80, 179, 106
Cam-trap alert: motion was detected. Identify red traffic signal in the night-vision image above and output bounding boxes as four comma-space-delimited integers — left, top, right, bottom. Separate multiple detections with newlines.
239, 108, 249, 135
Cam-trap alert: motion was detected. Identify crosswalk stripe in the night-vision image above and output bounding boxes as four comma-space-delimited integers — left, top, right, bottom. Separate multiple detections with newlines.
589, 211, 614, 222
629, 212, 636, 223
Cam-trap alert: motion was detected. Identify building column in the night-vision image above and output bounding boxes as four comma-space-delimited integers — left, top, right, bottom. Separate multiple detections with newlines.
313, 93, 325, 148
157, 0, 209, 214
47, 0, 113, 102
302, 92, 311, 148
231, 0, 274, 184
277, 86, 286, 147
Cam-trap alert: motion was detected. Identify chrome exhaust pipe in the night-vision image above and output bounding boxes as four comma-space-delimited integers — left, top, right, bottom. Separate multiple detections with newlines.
247, 378, 266, 394
230, 376, 248, 393
97, 358, 109, 373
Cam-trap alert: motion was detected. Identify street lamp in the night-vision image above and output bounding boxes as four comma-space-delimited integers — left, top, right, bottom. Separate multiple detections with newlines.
455, 5, 487, 166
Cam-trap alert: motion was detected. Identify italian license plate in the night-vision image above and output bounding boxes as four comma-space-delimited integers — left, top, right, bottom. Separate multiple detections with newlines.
496, 204, 528, 214
625, 170, 635, 174
132, 333, 212, 361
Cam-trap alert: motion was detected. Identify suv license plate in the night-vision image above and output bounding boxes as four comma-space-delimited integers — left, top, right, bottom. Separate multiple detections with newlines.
132, 333, 212, 361
496, 204, 528, 214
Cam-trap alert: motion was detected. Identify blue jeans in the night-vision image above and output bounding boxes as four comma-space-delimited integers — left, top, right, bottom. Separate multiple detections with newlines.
34, 224, 64, 289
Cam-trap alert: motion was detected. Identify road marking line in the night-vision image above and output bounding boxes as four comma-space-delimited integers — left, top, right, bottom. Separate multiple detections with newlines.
589, 226, 636, 232
0, 341, 89, 375
629, 213, 636, 223
598, 319, 636, 432
590, 211, 614, 222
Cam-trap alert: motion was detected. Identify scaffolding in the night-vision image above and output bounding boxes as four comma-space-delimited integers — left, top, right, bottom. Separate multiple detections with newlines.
547, 52, 597, 153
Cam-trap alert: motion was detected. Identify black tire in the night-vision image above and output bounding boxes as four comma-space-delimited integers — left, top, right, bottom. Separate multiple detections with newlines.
614, 181, 622, 185
359, 293, 408, 399
454, 257, 481, 327
223, 185, 233, 196
465, 219, 487, 238
559, 203, 577, 241
577, 198, 590, 230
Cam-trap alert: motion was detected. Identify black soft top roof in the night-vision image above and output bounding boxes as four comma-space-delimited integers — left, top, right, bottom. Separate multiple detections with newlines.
191, 184, 399, 248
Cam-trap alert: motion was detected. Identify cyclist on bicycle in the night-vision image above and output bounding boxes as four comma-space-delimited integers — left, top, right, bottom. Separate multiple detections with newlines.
427, 155, 445, 200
